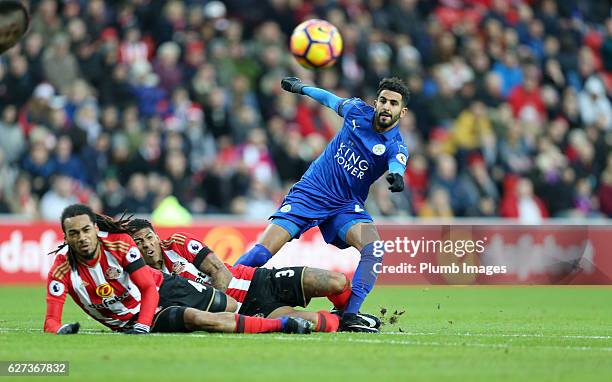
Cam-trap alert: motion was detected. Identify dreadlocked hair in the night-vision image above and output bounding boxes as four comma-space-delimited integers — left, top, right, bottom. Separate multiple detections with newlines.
95, 212, 134, 234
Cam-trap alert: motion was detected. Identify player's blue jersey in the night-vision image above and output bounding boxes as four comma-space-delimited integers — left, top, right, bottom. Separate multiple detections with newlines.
292, 98, 409, 205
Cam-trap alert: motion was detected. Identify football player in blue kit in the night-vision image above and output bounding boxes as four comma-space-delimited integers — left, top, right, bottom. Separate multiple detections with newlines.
235, 76, 410, 332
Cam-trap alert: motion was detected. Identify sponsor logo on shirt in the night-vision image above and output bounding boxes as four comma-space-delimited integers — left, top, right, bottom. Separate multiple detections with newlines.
89, 289, 130, 309
96, 283, 114, 298
334, 142, 369, 179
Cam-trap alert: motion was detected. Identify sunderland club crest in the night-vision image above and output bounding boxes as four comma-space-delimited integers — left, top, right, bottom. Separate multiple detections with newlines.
105, 267, 122, 280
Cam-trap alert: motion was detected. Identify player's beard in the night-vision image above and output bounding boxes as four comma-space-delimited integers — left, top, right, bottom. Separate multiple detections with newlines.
375, 111, 399, 132
77, 242, 99, 261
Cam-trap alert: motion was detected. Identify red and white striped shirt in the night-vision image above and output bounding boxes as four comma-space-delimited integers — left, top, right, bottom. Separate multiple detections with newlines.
159, 233, 256, 311
45, 232, 163, 332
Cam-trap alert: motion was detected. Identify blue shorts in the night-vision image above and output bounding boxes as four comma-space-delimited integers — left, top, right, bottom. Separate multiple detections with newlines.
269, 189, 372, 249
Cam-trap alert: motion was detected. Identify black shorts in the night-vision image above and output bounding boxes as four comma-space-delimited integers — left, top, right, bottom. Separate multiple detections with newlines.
158, 273, 227, 312
239, 266, 307, 317
152, 306, 190, 333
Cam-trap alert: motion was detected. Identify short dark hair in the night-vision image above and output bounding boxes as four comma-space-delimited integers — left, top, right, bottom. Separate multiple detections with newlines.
377, 77, 410, 106
60, 204, 96, 233
127, 218, 154, 235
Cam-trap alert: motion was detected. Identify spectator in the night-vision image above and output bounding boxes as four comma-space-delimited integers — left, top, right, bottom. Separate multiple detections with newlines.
449, 100, 492, 156
429, 154, 469, 215
578, 76, 612, 130
0, 105, 25, 163
41, 34, 81, 93
459, 154, 500, 216
418, 187, 454, 218
507, 65, 545, 123
500, 177, 549, 223
122, 173, 154, 213
7, 173, 39, 218
602, 18, 612, 71
598, 153, 612, 217
39, 175, 79, 221
153, 41, 183, 95
51, 135, 87, 184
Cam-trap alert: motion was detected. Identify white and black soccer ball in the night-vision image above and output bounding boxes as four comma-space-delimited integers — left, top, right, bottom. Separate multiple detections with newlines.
0, 0, 29, 54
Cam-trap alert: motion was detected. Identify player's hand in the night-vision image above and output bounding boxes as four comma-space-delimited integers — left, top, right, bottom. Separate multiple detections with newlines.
57, 322, 80, 335
386, 173, 404, 192
281, 77, 306, 94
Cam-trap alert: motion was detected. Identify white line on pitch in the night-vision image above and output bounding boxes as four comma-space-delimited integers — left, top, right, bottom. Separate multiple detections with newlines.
2, 327, 612, 340
2, 328, 612, 352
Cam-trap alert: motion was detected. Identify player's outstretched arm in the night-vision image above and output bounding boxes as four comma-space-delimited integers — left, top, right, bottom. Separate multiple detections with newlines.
281, 77, 344, 113
127, 266, 160, 334
385, 144, 408, 192
44, 278, 80, 334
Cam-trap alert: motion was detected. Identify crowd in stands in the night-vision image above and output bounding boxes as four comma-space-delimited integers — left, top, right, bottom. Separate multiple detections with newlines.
1, 0, 611, 223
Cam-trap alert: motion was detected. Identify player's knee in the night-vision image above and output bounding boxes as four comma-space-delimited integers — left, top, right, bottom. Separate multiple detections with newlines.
329, 272, 349, 294
187, 311, 225, 332
347, 223, 380, 251
225, 295, 238, 313
361, 227, 380, 248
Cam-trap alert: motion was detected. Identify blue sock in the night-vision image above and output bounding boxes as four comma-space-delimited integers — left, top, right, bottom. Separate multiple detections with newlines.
234, 244, 273, 267
345, 243, 382, 314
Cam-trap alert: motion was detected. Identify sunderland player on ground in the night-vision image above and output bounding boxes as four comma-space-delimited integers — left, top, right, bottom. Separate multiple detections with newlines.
127, 218, 381, 332
234, 77, 410, 332
44, 204, 313, 335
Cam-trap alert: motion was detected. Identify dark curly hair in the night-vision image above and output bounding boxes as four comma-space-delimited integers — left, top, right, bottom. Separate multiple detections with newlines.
377, 77, 410, 106
126, 218, 154, 235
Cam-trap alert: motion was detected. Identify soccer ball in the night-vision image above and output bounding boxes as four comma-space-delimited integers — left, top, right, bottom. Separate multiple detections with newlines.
290, 19, 343, 69
0, 0, 30, 54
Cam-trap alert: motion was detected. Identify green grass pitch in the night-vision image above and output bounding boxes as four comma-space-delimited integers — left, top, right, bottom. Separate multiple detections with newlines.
1, 285, 611, 381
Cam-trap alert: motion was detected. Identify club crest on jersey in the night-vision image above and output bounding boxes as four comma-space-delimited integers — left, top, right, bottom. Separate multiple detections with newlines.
96, 283, 114, 298
105, 267, 122, 280
187, 240, 203, 255
126, 247, 140, 263
280, 204, 291, 213
49, 280, 64, 297
396, 153, 407, 166
172, 261, 186, 275
372, 144, 386, 156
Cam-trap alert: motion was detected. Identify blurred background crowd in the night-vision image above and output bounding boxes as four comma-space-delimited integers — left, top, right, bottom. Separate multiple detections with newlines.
0, 0, 611, 222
